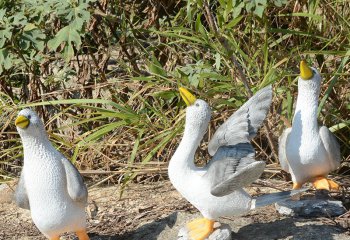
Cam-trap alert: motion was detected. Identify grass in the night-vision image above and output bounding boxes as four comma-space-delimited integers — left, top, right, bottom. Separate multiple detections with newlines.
0, 0, 349, 186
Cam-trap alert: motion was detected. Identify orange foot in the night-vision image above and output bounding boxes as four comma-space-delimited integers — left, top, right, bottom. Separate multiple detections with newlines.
312, 177, 339, 191
76, 229, 90, 240
186, 218, 215, 240
292, 182, 303, 190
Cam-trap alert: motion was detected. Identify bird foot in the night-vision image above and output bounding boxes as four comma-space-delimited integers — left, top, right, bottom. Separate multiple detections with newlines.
76, 229, 90, 240
186, 218, 215, 240
312, 177, 339, 191
292, 182, 302, 190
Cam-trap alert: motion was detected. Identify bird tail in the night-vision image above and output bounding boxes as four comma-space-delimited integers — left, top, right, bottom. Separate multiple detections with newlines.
250, 188, 307, 210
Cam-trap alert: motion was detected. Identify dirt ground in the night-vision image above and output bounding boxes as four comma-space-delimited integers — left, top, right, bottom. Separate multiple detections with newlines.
0, 180, 349, 240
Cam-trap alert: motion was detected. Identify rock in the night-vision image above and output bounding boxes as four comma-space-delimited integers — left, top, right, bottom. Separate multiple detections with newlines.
0, 183, 14, 204
178, 222, 232, 240
275, 196, 346, 217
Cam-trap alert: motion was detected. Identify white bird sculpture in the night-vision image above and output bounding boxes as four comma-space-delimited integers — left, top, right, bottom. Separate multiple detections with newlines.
14, 109, 90, 240
169, 86, 305, 240
279, 60, 341, 191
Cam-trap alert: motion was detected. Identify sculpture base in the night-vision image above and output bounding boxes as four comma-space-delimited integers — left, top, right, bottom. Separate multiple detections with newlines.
275, 192, 346, 217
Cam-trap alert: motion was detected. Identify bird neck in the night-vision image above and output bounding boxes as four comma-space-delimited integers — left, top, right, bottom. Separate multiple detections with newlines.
170, 124, 206, 171
21, 134, 55, 161
292, 79, 320, 135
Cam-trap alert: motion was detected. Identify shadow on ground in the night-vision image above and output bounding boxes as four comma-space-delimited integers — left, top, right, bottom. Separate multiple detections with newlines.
89, 211, 349, 240
89, 212, 178, 240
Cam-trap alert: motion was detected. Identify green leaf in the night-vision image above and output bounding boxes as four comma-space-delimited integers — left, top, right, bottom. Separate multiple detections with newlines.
11, 12, 27, 26
23, 23, 37, 31
148, 54, 167, 77
0, 31, 9, 48
274, 0, 288, 7
254, 0, 267, 18
153, 90, 177, 101
78, 121, 128, 146
214, 52, 221, 70
278, 13, 323, 21
186, 0, 193, 21
329, 121, 350, 133
22, 29, 46, 51
128, 129, 144, 166
225, 16, 244, 29
0, 48, 12, 71
232, 2, 245, 18
245, 1, 254, 12
195, 13, 205, 35
0, 9, 5, 20
254, 5, 265, 18
63, 44, 75, 61
48, 24, 82, 61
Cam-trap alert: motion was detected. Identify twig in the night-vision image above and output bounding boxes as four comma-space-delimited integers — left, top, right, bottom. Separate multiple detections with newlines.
86, 167, 167, 188
81, 168, 167, 175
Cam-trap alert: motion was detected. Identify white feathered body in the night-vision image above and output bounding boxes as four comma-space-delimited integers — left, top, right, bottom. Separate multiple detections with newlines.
22, 137, 86, 237
168, 124, 251, 220
169, 163, 251, 220
282, 77, 337, 184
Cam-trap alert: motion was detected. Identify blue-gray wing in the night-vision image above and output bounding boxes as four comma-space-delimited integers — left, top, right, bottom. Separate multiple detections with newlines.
319, 126, 341, 171
208, 85, 272, 156
278, 128, 291, 172
14, 170, 30, 210
61, 157, 88, 205
205, 143, 266, 197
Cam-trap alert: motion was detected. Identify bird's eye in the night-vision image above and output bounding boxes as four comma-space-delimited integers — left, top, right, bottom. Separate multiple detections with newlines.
27, 115, 31, 119
195, 103, 200, 107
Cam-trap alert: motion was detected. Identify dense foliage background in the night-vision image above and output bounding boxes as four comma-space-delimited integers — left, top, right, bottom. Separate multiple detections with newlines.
0, 0, 349, 187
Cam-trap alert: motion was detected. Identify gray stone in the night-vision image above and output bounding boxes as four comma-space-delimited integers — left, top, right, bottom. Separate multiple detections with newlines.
275, 196, 346, 217
178, 222, 232, 240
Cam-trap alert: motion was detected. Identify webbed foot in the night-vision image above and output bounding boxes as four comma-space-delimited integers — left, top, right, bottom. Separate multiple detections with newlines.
76, 229, 90, 240
186, 218, 215, 240
313, 177, 339, 191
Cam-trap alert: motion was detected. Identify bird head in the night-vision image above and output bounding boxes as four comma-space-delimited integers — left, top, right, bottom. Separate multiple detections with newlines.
299, 60, 321, 82
15, 108, 47, 139
299, 60, 322, 91
179, 87, 211, 134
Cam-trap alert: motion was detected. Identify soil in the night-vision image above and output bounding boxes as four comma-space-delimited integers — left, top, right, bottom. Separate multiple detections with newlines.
0, 180, 349, 240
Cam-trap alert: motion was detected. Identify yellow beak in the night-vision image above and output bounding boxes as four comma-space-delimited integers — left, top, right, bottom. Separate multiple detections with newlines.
300, 60, 313, 80
15, 115, 30, 129
179, 87, 197, 106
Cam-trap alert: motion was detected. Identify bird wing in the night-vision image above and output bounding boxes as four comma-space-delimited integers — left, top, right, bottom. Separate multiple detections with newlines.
319, 126, 341, 171
60, 157, 88, 205
278, 128, 291, 172
208, 85, 273, 156
14, 170, 30, 210
205, 143, 266, 197
204, 86, 272, 197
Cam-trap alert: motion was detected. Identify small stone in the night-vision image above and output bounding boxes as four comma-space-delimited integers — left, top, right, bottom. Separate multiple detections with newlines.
275, 196, 346, 217
208, 224, 232, 240
213, 222, 221, 228
0, 183, 14, 204
178, 223, 232, 240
